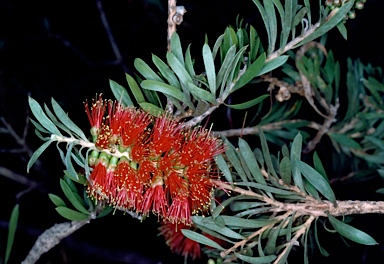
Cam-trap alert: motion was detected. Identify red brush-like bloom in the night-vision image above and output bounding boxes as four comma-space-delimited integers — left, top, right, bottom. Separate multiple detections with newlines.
87, 153, 109, 200
180, 126, 225, 165
84, 94, 107, 139
167, 192, 192, 225
121, 109, 152, 147
139, 180, 168, 218
85, 96, 226, 225
113, 157, 143, 210
159, 221, 201, 260
150, 116, 183, 155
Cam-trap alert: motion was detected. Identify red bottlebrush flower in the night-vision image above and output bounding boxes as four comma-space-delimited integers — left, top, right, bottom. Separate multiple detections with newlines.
167, 192, 192, 225
150, 115, 183, 155
84, 96, 226, 225
139, 180, 168, 218
84, 94, 107, 140
87, 153, 110, 200
159, 221, 201, 260
113, 157, 143, 210
120, 108, 152, 148
180, 126, 225, 165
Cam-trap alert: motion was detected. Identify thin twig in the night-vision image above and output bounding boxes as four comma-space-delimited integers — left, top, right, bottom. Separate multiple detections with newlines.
213, 120, 322, 138
22, 213, 95, 264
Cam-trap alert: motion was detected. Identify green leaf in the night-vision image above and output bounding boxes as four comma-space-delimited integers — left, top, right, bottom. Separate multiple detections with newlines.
60, 179, 89, 214
249, 26, 260, 62
29, 97, 62, 136
215, 154, 233, 183
181, 229, 224, 250
216, 45, 236, 88
225, 94, 269, 110
185, 44, 196, 77
296, 160, 336, 204
5, 204, 19, 264
232, 53, 266, 92
328, 132, 362, 150
328, 215, 378, 245
141, 80, 194, 109
27, 140, 53, 173
64, 144, 79, 181
225, 141, 248, 182
265, 220, 284, 255
313, 152, 328, 182
166, 52, 193, 86
152, 54, 181, 89
280, 156, 292, 184
187, 82, 216, 104
221, 215, 274, 228
192, 216, 245, 239
139, 102, 164, 116
314, 218, 329, 257
134, 58, 162, 82
51, 98, 87, 140
336, 21, 347, 40
170, 33, 185, 66
290, 133, 305, 191
55, 207, 89, 221
109, 79, 134, 106
257, 55, 289, 76
48, 193, 67, 207
126, 73, 145, 104
202, 44, 216, 94
259, 130, 278, 178
299, 1, 355, 46
238, 138, 266, 184
235, 253, 276, 264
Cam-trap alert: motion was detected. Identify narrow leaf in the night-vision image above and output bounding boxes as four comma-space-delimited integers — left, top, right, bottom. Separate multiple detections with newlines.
152, 54, 181, 89
60, 179, 89, 214
181, 229, 224, 250
235, 253, 276, 264
134, 58, 162, 82
139, 102, 164, 116
48, 193, 67, 207
296, 160, 336, 204
126, 73, 145, 104
328, 215, 378, 245
259, 130, 278, 178
109, 79, 133, 106
290, 133, 305, 191
257, 55, 289, 76
5, 204, 19, 264
215, 154, 233, 183
202, 44, 216, 94
238, 138, 266, 184
225, 94, 268, 110
55, 207, 89, 221
51, 98, 87, 140
27, 140, 53, 173
185, 44, 196, 77
141, 80, 194, 109
29, 97, 61, 136
280, 156, 292, 184
232, 53, 266, 92
187, 82, 217, 104
170, 33, 184, 66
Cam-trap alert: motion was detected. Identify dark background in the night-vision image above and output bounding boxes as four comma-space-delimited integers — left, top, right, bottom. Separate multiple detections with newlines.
1, 0, 384, 263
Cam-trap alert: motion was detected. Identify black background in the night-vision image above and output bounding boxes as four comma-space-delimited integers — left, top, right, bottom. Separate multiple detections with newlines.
1, 0, 384, 263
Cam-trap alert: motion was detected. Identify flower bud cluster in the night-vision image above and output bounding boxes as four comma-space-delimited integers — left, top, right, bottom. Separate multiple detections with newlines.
325, 0, 366, 21
84, 95, 225, 225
